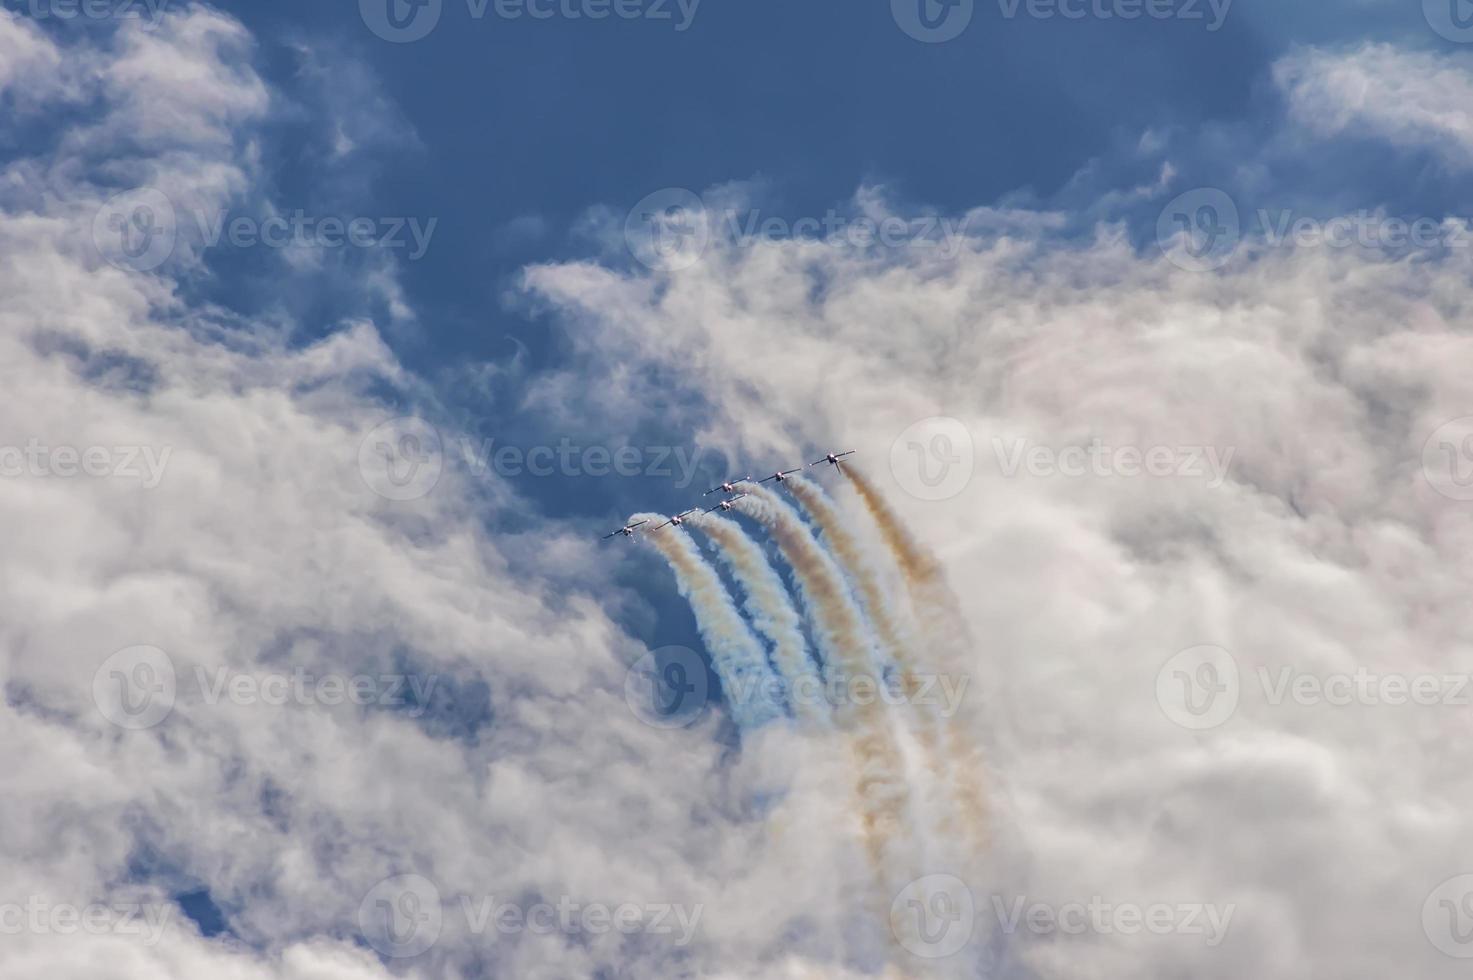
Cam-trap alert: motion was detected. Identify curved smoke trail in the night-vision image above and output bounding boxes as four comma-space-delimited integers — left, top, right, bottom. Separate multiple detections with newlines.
837, 468, 994, 853
688, 511, 830, 727
633, 514, 785, 731
733, 488, 915, 916
785, 475, 937, 743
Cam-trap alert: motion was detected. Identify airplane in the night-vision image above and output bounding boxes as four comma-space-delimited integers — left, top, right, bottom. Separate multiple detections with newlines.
702, 477, 751, 496
758, 468, 802, 485
810, 450, 856, 468
651, 509, 699, 531
601, 520, 648, 540
704, 493, 748, 513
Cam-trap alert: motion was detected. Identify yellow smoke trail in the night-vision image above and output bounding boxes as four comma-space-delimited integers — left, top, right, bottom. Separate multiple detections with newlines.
734, 487, 915, 923
838, 468, 994, 855
841, 467, 944, 589
688, 512, 829, 727
785, 475, 939, 748
634, 514, 783, 731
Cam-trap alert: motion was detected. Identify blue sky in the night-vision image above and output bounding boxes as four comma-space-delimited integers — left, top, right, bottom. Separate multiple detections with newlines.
173, 0, 1469, 543
208, 0, 1445, 377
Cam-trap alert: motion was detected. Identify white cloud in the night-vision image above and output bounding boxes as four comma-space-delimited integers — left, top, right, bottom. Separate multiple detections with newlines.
522, 47, 1473, 978
1275, 43, 1473, 168
10, 9, 1473, 979
0, 9, 876, 980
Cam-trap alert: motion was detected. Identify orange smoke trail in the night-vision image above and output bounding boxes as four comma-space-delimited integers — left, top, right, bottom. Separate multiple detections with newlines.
839, 468, 994, 853
842, 467, 944, 588
786, 475, 939, 749
735, 487, 914, 904
689, 512, 829, 727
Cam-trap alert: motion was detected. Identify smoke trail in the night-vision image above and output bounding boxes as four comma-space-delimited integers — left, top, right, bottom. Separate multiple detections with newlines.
733, 488, 914, 901
838, 467, 994, 853
842, 467, 945, 589
633, 514, 784, 731
785, 476, 937, 743
688, 512, 830, 727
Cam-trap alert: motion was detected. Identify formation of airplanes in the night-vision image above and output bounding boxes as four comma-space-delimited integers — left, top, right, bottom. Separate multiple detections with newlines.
600, 450, 856, 540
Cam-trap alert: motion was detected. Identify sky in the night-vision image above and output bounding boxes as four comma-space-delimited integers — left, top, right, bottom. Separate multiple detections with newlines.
4, 0, 1473, 977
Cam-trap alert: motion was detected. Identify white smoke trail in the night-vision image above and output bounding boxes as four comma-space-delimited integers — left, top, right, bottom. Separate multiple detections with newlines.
784, 471, 965, 898
837, 468, 995, 855
733, 488, 916, 930
688, 511, 830, 727
633, 513, 785, 731
785, 475, 936, 740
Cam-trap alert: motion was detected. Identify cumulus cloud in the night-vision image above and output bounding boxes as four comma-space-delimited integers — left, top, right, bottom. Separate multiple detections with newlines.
1275, 43, 1473, 168
10, 6, 1473, 978
521, 42, 1473, 980
0, 8, 873, 980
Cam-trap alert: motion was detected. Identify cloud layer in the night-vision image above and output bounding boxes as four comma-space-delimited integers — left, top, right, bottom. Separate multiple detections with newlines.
5, 9, 1473, 979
